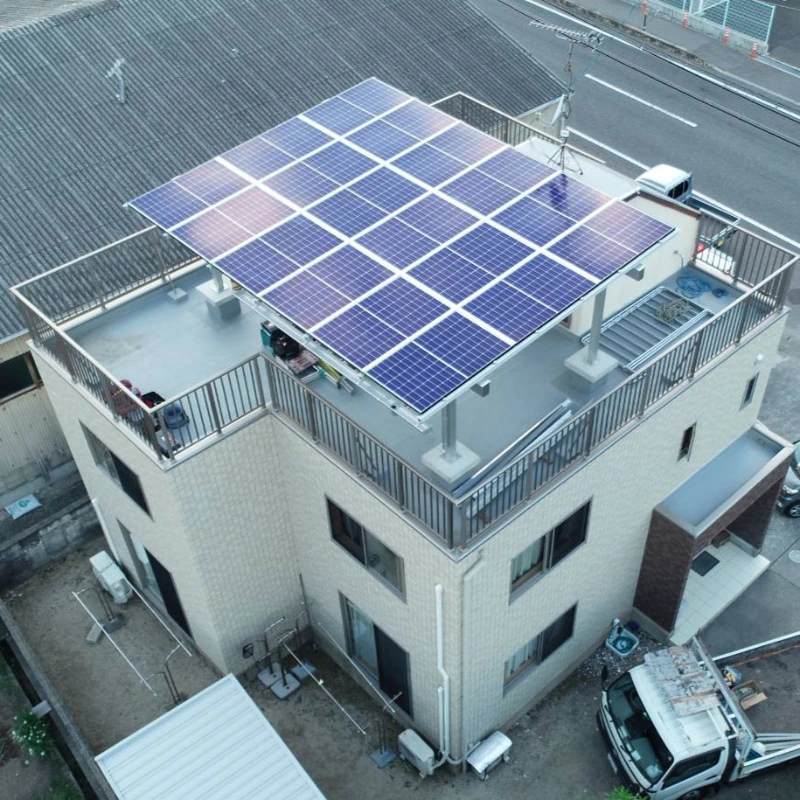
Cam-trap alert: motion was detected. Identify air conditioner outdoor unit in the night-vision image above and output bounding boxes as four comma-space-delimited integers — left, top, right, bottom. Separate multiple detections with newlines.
398, 729, 434, 777
89, 550, 133, 605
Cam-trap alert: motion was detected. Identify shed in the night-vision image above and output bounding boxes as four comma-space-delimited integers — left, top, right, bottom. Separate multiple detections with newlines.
95, 674, 325, 800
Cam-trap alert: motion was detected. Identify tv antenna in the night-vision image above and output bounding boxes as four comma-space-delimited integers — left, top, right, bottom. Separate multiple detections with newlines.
528, 19, 602, 172
106, 58, 127, 104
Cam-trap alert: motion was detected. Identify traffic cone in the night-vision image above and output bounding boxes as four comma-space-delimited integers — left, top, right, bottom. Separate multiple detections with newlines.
750, 41, 759, 59
723, 27, 730, 44
682, 9, 689, 27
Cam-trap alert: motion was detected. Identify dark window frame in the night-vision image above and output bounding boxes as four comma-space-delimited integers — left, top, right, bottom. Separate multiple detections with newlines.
0, 353, 41, 403
741, 374, 758, 409
504, 605, 577, 689
82, 425, 150, 516
679, 424, 696, 461
327, 499, 404, 596
510, 501, 591, 597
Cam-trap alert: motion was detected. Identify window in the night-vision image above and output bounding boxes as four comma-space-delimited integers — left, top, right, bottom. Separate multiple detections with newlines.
328, 500, 403, 594
741, 374, 758, 408
510, 502, 590, 594
0, 354, 40, 402
504, 605, 577, 686
663, 750, 722, 787
679, 424, 696, 460
83, 425, 150, 514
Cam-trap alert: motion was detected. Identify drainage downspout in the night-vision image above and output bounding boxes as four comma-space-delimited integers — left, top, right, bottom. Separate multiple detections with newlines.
433, 584, 451, 768
460, 550, 484, 773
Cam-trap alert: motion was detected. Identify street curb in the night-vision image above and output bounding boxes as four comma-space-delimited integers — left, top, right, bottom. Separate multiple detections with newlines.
547, 0, 710, 66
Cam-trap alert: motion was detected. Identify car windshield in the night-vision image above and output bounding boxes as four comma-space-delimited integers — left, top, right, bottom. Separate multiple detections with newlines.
606, 673, 674, 786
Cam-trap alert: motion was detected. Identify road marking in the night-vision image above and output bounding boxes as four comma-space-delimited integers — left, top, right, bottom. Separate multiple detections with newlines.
585, 74, 698, 127
568, 129, 649, 169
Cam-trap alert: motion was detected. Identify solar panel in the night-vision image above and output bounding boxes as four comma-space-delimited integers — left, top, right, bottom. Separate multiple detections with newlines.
346, 120, 419, 160
383, 99, 454, 139
548, 227, 637, 279
416, 315, 509, 378
221, 137, 294, 180
464, 282, 553, 341
261, 117, 332, 157
309, 190, 387, 237
129, 181, 207, 229
303, 96, 374, 135
218, 239, 299, 294
172, 210, 251, 260
262, 271, 351, 329
217, 188, 293, 235
360, 278, 448, 336
397, 195, 477, 243
128, 78, 676, 418
304, 142, 379, 185
504, 254, 595, 311
264, 163, 339, 207
392, 145, 465, 187
449, 224, 534, 275
357, 218, 438, 268
262, 216, 342, 265
584, 201, 674, 251
530, 173, 609, 222
369, 344, 464, 413
349, 168, 426, 212
428, 123, 504, 165
309, 246, 393, 299
408, 249, 495, 302
340, 78, 411, 115
314, 306, 404, 367
441, 169, 518, 215
477, 148, 555, 192
174, 160, 251, 204
493, 196, 574, 246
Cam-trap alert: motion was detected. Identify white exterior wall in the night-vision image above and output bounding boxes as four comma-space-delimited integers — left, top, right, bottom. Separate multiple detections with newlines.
0, 334, 71, 494
459, 315, 783, 746
32, 353, 301, 673
27, 304, 785, 757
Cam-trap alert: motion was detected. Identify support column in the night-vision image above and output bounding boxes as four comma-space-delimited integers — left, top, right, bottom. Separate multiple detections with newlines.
564, 289, 618, 391
422, 401, 480, 484
198, 266, 241, 321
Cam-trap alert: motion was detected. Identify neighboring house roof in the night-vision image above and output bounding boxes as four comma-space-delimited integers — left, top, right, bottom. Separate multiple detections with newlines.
96, 674, 326, 800
0, 0, 564, 341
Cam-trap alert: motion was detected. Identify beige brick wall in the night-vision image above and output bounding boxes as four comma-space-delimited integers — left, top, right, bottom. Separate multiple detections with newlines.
28, 307, 785, 759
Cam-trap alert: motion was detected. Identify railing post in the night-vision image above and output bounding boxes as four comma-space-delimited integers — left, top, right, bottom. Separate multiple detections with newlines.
734, 295, 752, 344
99, 374, 120, 419
264, 357, 279, 410
395, 460, 406, 510
253, 358, 267, 408
205, 383, 223, 434
523, 451, 535, 499
304, 390, 318, 441
638, 370, 653, 417
155, 410, 174, 460
456, 501, 469, 549
583, 406, 596, 457
54, 334, 77, 380
348, 425, 361, 474
688, 327, 706, 378
143, 412, 163, 461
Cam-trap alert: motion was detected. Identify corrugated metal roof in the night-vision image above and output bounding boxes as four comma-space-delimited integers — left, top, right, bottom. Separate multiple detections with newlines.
0, 0, 563, 339
96, 674, 326, 800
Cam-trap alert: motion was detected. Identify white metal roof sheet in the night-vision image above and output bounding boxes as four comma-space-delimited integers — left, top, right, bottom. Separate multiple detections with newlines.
95, 674, 325, 800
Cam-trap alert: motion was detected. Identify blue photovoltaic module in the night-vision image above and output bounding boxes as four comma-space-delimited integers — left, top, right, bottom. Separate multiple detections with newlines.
128, 78, 675, 415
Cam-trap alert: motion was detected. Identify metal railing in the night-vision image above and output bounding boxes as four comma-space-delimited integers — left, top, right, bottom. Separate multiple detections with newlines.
433, 93, 557, 148
12, 214, 796, 548
261, 243, 793, 547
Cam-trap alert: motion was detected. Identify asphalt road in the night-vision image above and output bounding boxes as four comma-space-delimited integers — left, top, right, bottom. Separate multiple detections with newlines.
473, 0, 800, 241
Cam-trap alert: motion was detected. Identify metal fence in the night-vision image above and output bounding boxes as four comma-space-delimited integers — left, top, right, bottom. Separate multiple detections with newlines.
260, 231, 793, 547
433, 93, 557, 148
627, 0, 774, 49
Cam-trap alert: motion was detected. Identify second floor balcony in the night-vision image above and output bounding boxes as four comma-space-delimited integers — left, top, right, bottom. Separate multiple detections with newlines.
13, 97, 797, 552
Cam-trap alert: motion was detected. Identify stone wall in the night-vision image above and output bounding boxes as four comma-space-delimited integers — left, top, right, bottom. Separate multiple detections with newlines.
0, 501, 101, 589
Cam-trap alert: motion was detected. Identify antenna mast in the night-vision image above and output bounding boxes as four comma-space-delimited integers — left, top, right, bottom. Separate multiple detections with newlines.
528, 19, 602, 172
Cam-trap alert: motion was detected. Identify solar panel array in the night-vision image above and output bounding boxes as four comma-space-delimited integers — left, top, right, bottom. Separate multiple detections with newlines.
130, 78, 674, 415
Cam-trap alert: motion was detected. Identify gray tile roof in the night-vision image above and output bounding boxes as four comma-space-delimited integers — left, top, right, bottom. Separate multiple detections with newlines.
0, 0, 563, 339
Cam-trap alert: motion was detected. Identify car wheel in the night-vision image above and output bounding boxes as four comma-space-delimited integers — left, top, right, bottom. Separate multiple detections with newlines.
784, 501, 800, 518
679, 790, 706, 800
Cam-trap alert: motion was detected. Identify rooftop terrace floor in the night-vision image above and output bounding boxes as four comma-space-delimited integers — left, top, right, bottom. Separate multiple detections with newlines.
66, 261, 741, 487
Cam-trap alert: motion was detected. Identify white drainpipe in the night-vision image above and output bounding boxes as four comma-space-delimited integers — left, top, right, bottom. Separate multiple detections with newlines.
434, 583, 451, 767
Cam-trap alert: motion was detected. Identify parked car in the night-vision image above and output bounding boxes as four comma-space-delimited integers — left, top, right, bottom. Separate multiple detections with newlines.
777, 441, 800, 517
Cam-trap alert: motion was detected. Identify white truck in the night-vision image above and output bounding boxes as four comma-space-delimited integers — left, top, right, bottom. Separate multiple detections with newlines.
636, 165, 739, 247
597, 631, 800, 799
